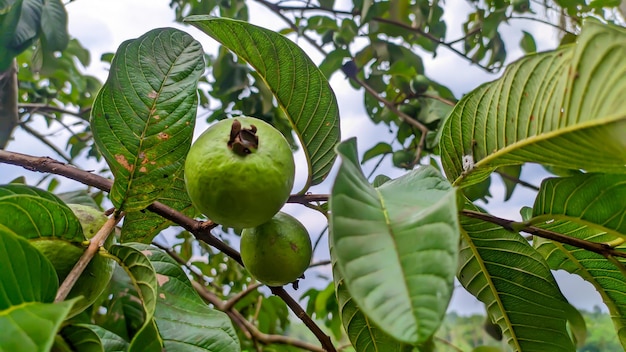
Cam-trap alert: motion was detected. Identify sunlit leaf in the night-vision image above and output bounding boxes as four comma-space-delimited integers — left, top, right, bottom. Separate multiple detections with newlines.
330, 138, 459, 344
458, 206, 576, 351
187, 16, 341, 191
128, 243, 241, 351
91, 28, 205, 212
440, 21, 626, 188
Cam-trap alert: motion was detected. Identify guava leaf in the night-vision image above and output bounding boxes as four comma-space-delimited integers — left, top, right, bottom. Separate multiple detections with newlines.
0, 300, 76, 352
39, 0, 68, 52
107, 244, 162, 351
331, 248, 413, 351
91, 27, 205, 212
89, 325, 129, 352
531, 173, 626, 238
121, 171, 196, 243
60, 324, 105, 352
458, 206, 576, 351
0, 227, 58, 309
187, 16, 341, 192
531, 173, 626, 347
0, 184, 84, 242
329, 138, 459, 344
440, 20, 626, 188
128, 243, 241, 351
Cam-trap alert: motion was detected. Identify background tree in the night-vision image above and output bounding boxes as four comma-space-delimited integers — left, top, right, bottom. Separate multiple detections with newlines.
0, 0, 625, 351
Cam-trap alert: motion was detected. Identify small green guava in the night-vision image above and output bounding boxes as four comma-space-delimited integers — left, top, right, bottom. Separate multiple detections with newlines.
30, 204, 115, 317
240, 212, 312, 286
184, 117, 295, 229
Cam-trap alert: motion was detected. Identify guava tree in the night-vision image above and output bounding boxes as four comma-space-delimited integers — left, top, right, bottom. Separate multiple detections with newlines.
0, 0, 625, 351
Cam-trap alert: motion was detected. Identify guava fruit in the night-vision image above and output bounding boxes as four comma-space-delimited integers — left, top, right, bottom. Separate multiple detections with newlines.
184, 117, 295, 229
30, 204, 115, 317
240, 212, 312, 286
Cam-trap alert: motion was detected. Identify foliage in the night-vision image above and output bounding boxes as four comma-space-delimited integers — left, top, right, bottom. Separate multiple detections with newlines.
0, 0, 625, 352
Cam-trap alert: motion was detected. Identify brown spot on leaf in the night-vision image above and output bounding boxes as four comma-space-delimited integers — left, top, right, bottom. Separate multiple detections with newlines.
139, 166, 147, 172
159, 293, 166, 299
148, 91, 158, 99
153, 115, 160, 120
157, 274, 170, 287
158, 132, 169, 140
115, 154, 133, 172
141, 250, 153, 257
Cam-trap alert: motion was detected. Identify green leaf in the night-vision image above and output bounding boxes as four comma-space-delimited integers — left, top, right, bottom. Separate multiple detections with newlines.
440, 21, 626, 188
0, 227, 58, 309
60, 324, 104, 352
329, 138, 459, 344
107, 244, 162, 351
129, 243, 241, 351
519, 31, 536, 54
361, 142, 392, 164
120, 171, 195, 243
331, 247, 413, 351
0, 0, 23, 70
39, 0, 68, 52
0, 184, 84, 242
458, 207, 576, 351
0, 300, 76, 352
187, 16, 341, 191
533, 221, 626, 348
91, 28, 205, 212
531, 173, 626, 237
531, 173, 626, 347
89, 325, 129, 352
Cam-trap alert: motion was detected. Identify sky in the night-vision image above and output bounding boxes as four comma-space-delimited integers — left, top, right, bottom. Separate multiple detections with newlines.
1, 0, 608, 315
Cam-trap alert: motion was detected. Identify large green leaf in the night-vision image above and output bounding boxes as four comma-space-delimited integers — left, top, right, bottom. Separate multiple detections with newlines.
107, 244, 162, 351
532, 173, 626, 237
0, 228, 76, 351
0, 227, 58, 309
440, 20, 626, 187
91, 27, 205, 212
531, 173, 626, 347
329, 138, 459, 344
0, 300, 76, 352
39, 0, 68, 52
187, 16, 341, 191
458, 207, 576, 351
120, 171, 195, 243
130, 243, 241, 351
533, 221, 626, 348
331, 248, 413, 351
0, 184, 83, 242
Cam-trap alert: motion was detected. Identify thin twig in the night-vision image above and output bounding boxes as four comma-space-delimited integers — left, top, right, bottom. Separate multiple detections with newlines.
495, 170, 540, 191
418, 93, 455, 107
55, 211, 123, 302
20, 123, 74, 164
508, 15, 575, 35
461, 210, 626, 259
312, 225, 329, 254
19, 103, 91, 120
289, 194, 330, 204
223, 283, 262, 311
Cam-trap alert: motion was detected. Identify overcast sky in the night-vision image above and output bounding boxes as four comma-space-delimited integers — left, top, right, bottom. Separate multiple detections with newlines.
2, 0, 607, 315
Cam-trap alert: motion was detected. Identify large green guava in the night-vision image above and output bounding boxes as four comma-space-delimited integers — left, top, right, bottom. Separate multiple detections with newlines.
30, 204, 115, 317
240, 212, 312, 286
184, 117, 295, 229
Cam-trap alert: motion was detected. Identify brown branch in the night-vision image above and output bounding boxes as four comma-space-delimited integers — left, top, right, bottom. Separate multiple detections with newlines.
0, 149, 335, 351
223, 283, 262, 311
417, 93, 455, 107
461, 210, 626, 259
288, 194, 330, 204
55, 211, 122, 302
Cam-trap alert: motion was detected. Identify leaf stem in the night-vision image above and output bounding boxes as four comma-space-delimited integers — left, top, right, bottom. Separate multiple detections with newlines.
54, 211, 123, 302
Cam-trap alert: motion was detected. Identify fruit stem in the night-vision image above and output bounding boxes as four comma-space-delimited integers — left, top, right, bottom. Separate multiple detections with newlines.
228, 119, 259, 156
54, 211, 124, 303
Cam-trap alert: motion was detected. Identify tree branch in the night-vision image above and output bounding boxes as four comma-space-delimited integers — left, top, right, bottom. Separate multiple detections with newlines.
18, 103, 91, 120
55, 211, 122, 302
20, 122, 74, 164
0, 60, 19, 149
461, 210, 626, 259
0, 149, 335, 352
